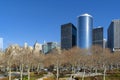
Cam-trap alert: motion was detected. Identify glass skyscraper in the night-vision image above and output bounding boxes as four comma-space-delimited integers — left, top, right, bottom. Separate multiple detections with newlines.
77, 13, 93, 49
42, 42, 58, 54
61, 23, 77, 50
92, 27, 103, 48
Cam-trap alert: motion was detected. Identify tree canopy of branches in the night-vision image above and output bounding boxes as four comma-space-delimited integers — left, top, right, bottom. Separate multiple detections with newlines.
0, 45, 120, 80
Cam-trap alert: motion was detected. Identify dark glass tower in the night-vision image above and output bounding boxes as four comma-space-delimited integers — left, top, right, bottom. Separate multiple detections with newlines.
92, 27, 103, 47
108, 20, 120, 51
77, 13, 93, 49
61, 23, 77, 50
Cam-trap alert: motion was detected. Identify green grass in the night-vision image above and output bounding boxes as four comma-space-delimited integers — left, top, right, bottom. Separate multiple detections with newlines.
22, 72, 44, 80
74, 73, 120, 80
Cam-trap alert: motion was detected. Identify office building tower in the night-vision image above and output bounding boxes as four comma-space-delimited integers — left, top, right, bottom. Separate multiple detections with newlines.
92, 27, 103, 47
61, 23, 77, 50
42, 42, 58, 54
42, 43, 48, 54
108, 20, 120, 51
0, 38, 3, 51
77, 13, 93, 49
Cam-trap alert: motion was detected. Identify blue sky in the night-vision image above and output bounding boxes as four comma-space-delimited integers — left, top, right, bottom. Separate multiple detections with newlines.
0, 0, 120, 49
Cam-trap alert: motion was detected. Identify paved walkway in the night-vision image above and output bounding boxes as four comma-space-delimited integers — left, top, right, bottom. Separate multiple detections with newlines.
0, 74, 6, 79
36, 72, 53, 80
37, 72, 102, 80
37, 76, 48, 80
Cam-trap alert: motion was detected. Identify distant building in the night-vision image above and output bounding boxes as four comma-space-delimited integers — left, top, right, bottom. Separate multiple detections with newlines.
92, 27, 103, 47
33, 41, 42, 53
23, 42, 33, 51
42, 42, 58, 54
103, 39, 107, 48
61, 23, 77, 50
0, 38, 3, 51
28, 46, 33, 51
108, 20, 120, 51
24, 42, 28, 49
42, 43, 48, 54
77, 13, 93, 49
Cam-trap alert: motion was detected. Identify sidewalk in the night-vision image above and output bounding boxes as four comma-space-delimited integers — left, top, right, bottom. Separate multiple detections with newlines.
36, 77, 46, 80
36, 72, 54, 80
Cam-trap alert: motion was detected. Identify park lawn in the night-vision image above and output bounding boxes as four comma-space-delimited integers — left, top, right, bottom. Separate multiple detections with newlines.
23, 72, 44, 80
75, 73, 120, 80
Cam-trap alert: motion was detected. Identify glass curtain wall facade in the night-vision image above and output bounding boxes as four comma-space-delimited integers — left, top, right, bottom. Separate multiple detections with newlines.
42, 42, 58, 54
61, 23, 77, 50
92, 27, 103, 47
77, 13, 93, 49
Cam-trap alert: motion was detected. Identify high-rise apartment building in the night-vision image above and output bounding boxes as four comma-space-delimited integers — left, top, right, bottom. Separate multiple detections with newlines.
108, 20, 120, 51
77, 13, 93, 49
92, 27, 103, 47
61, 23, 77, 50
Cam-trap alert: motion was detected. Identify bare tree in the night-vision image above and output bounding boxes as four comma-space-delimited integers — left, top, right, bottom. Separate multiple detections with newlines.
23, 46, 33, 80
5, 44, 21, 80
33, 51, 45, 73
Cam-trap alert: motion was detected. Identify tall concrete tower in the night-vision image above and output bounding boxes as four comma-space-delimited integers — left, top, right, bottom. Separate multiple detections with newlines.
108, 20, 120, 51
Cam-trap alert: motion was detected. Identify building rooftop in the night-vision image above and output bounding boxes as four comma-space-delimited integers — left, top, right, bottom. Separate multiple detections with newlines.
112, 19, 120, 22
93, 26, 103, 29
77, 13, 92, 17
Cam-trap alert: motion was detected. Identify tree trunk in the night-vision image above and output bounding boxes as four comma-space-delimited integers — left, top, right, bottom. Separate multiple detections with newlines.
56, 60, 59, 80
110, 63, 113, 70
37, 64, 40, 73
20, 64, 23, 80
95, 68, 98, 75
16, 66, 18, 72
73, 66, 76, 74
31, 65, 34, 72
27, 66, 30, 80
103, 66, 106, 80
72, 65, 76, 74
9, 64, 11, 80
116, 64, 119, 69
82, 69, 85, 80
72, 66, 74, 73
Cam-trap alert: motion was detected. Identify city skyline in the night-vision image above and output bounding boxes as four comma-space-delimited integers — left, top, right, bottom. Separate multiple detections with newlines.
0, 0, 120, 49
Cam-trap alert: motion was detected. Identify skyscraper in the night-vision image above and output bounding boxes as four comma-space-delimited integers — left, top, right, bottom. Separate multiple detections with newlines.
92, 27, 103, 47
61, 23, 77, 50
77, 13, 93, 49
108, 20, 120, 51
0, 38, 3, 51
42, 42, 58, 54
